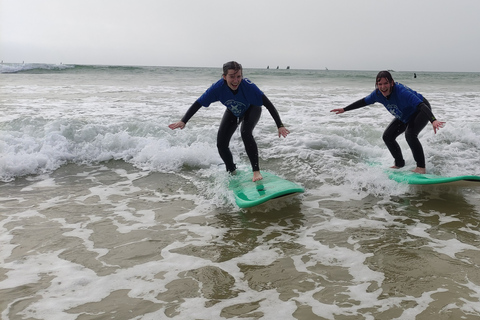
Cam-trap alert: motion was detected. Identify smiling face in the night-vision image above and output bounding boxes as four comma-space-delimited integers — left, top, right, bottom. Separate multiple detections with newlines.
377, 77, 394, 97
375, 71, 395, 97
223, 68, 243, 91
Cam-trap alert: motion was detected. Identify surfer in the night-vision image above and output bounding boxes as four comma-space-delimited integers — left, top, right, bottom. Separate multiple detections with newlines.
169, 61, 290, 182
330, 70, 445, 174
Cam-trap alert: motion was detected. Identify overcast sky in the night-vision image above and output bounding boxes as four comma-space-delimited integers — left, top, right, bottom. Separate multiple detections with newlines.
2, 0, 479, 72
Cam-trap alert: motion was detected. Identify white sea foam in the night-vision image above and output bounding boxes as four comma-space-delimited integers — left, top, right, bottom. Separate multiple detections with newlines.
1, 65, 480, 319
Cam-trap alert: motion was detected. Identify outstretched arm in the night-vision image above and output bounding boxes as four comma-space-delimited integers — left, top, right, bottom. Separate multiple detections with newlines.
168, 101, 202, 130
331, 98, 367, 114
416, 102, 445, 134
262, 95, 290, 138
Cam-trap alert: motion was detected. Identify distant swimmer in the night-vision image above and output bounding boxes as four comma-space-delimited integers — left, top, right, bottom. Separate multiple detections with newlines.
414, 73, 417, 78
168, 61, 290, 182
330, 70, 445, 174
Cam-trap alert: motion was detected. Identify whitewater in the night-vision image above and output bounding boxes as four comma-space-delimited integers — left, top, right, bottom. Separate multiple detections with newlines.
1, 63, 480, 319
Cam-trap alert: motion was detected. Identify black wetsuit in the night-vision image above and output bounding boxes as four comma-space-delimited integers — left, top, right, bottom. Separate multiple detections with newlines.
345, 95, 436, 168
181, 94, 283, 173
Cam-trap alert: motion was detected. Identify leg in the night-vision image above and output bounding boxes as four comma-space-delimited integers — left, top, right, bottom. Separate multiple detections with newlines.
405, 100, 430, 172
217, 109, 239, 173
383, 119, 407, 168
240, 105, 262, 178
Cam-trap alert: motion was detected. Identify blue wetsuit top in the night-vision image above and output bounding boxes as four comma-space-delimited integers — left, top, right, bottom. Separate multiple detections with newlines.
364, 82, 424, 123
197, 78, 264, 117
180, 78, 284, 128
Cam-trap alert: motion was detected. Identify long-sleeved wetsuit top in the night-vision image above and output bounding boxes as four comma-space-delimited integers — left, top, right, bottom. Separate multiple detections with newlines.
344, 82, 437, 123
180, 78, 284, 128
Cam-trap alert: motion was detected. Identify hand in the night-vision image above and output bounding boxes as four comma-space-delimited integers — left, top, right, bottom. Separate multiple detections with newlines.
330, 108, 345, 114
432, 120, 445, 134
278, 126, 290, 138
168, 121, 185, 130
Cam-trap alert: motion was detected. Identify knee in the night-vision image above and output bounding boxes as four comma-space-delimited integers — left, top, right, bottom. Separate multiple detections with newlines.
241, 130, 251, 138
216, 138, 228, 150
382, 132, 393, 144
405, 131, 419, 144
240, 129, 254, 141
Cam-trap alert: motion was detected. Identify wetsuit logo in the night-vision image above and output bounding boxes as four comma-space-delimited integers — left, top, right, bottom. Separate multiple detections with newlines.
225, 100, 247, 117
386, 104, 403, 119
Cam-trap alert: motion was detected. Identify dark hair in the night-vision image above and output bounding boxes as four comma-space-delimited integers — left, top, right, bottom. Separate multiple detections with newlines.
223, 61, 242, 76
375, 70, 394, 88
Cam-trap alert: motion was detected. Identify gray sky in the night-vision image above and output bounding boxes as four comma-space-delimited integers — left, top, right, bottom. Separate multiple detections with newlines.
2, 0, 479, 72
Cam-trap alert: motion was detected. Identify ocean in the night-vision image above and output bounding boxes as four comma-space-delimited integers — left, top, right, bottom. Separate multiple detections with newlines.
1, 63, 480, 319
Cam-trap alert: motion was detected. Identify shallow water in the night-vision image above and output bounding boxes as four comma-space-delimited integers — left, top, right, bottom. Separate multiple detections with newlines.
1, 64, 480, 319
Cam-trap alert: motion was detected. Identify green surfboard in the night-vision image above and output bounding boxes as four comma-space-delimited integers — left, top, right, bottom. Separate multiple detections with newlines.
228, 170, 304, 208
387, 170, 480, 185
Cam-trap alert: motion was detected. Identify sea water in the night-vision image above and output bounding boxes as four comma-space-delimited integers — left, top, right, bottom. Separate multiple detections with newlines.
1, 63, 480, 319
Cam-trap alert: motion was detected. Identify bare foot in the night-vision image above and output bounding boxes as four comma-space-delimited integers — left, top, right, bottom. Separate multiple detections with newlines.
252, 171, 263, 182
390, 166, 401, 169
412, 167, 426, 174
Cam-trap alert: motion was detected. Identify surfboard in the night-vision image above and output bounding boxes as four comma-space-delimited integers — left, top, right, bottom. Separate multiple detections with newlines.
387, 170, 480, 185
228, 170, 304, 208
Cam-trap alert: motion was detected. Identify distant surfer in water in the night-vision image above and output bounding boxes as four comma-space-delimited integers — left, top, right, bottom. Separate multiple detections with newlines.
330, 70, 445, 174
169, 61, 290, 182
